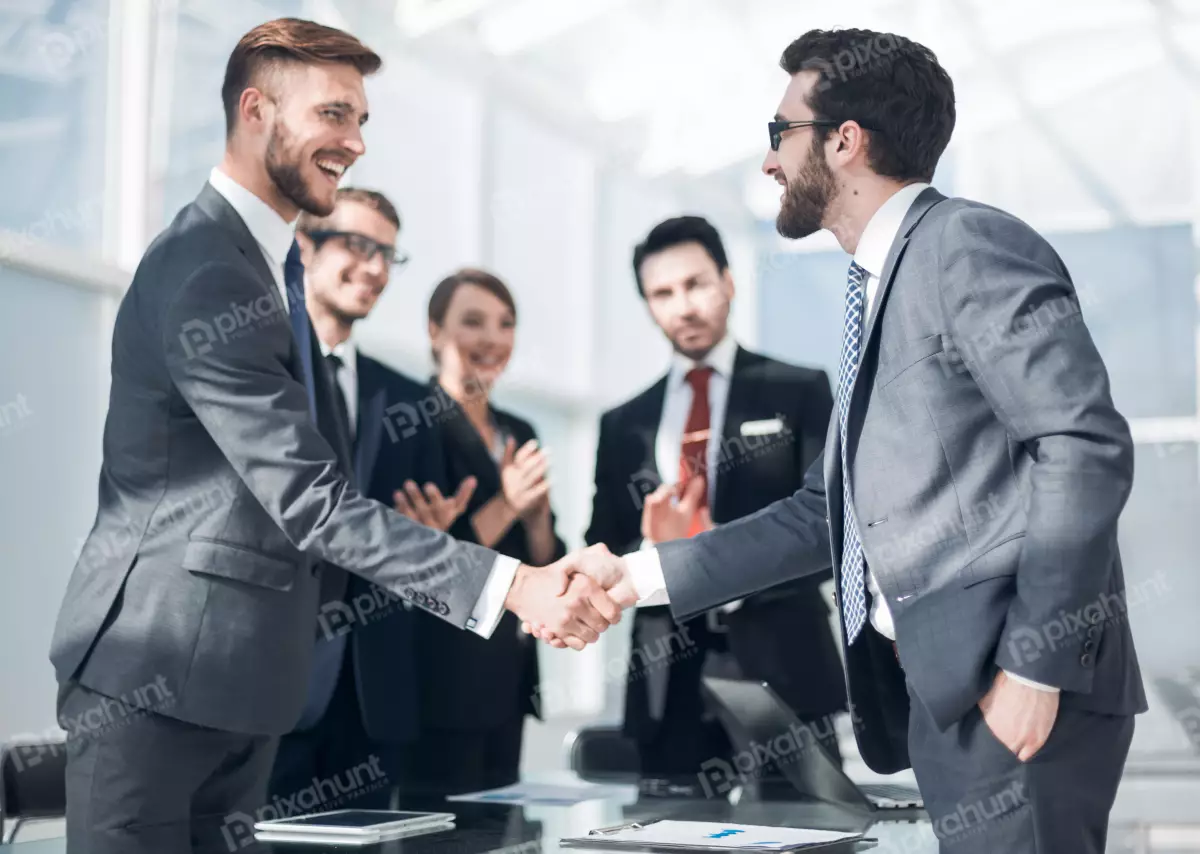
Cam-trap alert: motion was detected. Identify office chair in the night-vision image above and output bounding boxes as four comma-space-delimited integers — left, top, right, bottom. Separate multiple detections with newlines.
1, 738, 68, 843
565, 725, 639, 781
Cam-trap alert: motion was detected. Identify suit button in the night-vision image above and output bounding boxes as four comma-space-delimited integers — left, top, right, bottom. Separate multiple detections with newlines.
1087, 626, 1101, 640
1083, 640, 1097, 653
1080, 652, 1095, 667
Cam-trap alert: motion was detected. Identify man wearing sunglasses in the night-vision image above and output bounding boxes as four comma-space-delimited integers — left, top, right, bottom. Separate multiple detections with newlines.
531, 28, 1145, 853
266, 187, 481, 808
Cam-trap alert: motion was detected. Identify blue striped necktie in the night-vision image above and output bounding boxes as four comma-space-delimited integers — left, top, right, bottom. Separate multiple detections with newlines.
836, 261, 869, 644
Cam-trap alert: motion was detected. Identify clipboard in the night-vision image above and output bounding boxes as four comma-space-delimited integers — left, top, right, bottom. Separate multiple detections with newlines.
561, 819, 874, 852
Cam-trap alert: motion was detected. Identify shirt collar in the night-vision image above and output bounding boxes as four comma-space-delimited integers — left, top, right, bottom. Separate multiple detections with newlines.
853, 182, 931, 279
318, 335, 357, 373
208, 167, 296, 272
669, 334, 738, 389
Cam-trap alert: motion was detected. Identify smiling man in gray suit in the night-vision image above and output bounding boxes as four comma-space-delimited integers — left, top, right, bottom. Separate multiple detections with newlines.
48, 18, 618, 854
529, 28, 1147, 853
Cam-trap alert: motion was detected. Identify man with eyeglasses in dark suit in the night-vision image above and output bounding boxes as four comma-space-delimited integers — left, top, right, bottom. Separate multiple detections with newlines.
267, 187, 481, 811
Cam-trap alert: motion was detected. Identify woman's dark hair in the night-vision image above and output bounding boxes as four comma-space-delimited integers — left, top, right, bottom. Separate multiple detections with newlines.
780, 28, 955, 182
428, 268, 517, 329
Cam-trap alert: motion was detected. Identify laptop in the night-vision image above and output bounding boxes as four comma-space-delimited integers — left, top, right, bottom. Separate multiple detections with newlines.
702, 676, 923, 812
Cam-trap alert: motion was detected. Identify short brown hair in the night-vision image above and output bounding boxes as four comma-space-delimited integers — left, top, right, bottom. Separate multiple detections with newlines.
428, 268, 517, 327
296, 187, 401, 234
222, 17, 382, 138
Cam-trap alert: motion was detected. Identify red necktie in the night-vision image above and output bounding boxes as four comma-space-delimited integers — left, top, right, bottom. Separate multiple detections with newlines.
680, 366, 714, 537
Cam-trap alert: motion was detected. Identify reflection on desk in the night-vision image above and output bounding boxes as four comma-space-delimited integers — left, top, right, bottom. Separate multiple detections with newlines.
6, 775, 1200, 853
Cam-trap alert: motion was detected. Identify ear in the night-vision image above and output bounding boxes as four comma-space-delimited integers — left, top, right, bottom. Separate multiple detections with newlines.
295, 231, 316, 266
428, 320, 443, 361
720, 267, 736, 301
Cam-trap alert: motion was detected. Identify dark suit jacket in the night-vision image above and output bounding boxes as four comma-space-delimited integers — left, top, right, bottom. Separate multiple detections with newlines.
409, 384, 566, 730
585, 346, 847, 745
49, 184, 500, 736
343, 354, 448, 744
654, 189, 1148, 774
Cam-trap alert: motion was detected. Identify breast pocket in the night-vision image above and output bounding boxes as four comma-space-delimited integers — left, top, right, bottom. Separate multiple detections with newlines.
183, 538, 297, 591
877, 334, 945, 388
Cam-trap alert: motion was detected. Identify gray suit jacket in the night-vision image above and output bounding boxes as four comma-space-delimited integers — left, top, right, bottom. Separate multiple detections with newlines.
49, 185, 498, 736
657, 188, 1147, 773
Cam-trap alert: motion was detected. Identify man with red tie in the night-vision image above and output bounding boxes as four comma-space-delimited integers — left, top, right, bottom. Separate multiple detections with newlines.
585, 216, 846, 776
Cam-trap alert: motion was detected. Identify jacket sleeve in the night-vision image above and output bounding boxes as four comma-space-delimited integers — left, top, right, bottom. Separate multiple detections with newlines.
658, 453, 833, 622
937, 206, 1134, 692
162, 262, 496, 628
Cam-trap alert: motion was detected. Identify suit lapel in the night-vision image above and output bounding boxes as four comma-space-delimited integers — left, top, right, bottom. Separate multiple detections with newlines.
436, 385, 504, 501
849, 188, 946, 410
194, 183, 279, 304
715, 347, 758, 522
830, 188, 946, 548
356, 386, 386, 489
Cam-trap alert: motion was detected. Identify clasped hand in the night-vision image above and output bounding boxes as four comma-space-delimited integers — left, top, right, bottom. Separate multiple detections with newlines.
504, 544, 636, 650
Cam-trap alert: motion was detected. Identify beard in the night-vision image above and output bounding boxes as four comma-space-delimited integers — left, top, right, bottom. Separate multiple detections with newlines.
775, 139, 836, 240
265, 120, 333, 217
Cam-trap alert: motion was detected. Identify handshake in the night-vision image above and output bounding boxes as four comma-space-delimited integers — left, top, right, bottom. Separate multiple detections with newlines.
503, 544, 637, 650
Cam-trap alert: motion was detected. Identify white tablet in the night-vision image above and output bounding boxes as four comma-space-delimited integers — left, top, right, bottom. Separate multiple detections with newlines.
253, 809, 455, 844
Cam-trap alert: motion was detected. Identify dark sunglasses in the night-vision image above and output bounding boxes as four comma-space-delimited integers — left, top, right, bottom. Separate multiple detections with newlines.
305, 230, 410, 268
767, 119, 879, 151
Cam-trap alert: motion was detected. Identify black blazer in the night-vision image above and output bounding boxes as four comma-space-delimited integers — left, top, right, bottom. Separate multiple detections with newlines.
409, 384, 566, 730
585, 346, 847, 742
341, 353, 449, 743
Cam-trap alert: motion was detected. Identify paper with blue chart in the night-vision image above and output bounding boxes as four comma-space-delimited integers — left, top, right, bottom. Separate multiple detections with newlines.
566, 820, 864, 850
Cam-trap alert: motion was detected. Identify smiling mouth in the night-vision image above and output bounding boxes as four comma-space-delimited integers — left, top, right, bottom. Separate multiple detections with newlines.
316, 158, 347, 183
468, 353, 504, 369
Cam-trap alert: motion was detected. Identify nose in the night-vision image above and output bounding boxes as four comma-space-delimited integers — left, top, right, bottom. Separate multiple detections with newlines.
363, 249, 387, 280
762, 149, 779, 176
343, 126, 366, 157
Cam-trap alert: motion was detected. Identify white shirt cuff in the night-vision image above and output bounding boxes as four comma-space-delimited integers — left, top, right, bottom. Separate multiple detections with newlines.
1004, 669, 1060, 693
623, 548, 670, 606
466, 555, 521, 638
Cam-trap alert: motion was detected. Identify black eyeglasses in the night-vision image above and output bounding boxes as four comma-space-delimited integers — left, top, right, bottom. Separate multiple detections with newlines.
305, 230, 410, 269
767, 119, 878, 151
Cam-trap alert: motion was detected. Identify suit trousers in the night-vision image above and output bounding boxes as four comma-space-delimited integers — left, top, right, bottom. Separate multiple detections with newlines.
906, 680, 1133, 853
58, 680, 277, 854
268, 649, 399, 812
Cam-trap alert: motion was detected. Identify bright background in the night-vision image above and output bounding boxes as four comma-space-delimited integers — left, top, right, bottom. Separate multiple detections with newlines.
2, 0, 1200, 779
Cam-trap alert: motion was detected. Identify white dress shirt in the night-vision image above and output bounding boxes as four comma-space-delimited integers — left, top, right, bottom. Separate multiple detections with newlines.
625, 183, 1057, 691
654, 334, 739, 510
207, 167, 515, 639
208, 167, 293, 306
648, 335, 742, 619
